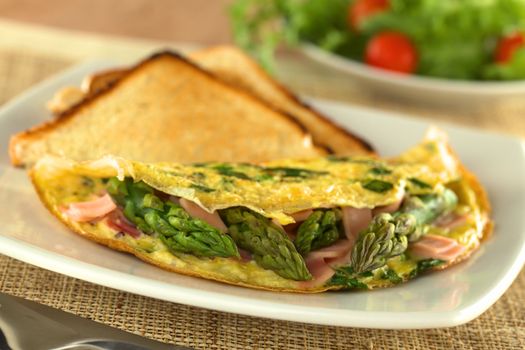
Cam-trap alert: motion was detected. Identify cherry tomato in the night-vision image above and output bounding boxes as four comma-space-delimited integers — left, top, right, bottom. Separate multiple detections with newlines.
365, 31, 418, 74
348, 0, 389, 30
494, 33, 525, 63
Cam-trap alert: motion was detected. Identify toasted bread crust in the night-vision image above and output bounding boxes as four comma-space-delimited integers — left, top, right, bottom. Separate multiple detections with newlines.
44, 46, 374, 157
191, 46, 374, 155
10, 50, 326, 167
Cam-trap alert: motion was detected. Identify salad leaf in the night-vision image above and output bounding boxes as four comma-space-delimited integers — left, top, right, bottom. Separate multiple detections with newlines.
229, 0, 525, 80
483, 48, 525, 80
361, 0, 525, 79
230, 0, 351, 70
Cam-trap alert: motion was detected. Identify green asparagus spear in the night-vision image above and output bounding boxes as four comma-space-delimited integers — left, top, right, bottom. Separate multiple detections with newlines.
400, 189, 458, 242
220, 207, 312, 281
350, 213, 409, 274
350, 189, 458, 274
294, 209, 342, 255
106, 177, 239, 259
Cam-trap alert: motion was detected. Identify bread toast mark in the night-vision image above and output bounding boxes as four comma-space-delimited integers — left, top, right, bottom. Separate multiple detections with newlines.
10, 50, 326, 166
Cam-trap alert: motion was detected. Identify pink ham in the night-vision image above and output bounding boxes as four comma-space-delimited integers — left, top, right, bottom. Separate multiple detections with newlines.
435, 213, 468, 230
62, 194, 116, 222
307, 239, 354, 260
283, 223, 299, 240
410, 234, 466, 261
373, 197, 403, 215
179, 198, 228, 233
282, 210, 313, 240
291, 209, 313, 222
341, 207, 372, 244
324, 240, 354, 267
300, 239, 354, 289
300, 255, 336, 289
238, 248, 252, 262
106, 210, 141, 238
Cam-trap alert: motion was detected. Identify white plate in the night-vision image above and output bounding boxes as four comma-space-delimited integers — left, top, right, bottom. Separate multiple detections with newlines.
1, 60, 524, 329
302, 44, 525, 104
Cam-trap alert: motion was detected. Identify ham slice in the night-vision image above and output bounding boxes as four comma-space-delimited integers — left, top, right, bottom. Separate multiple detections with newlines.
435, 213, 468, 230
300, 255, 336, 289
62, 194, 116, 222
410, 234, 466, 261
307, 239, 354, 260
373, 197, 403, 215
106, 210, 142, 238
179, 198, 228, 233
300, 239, 354, 289
283, 209, 313, 240
283, 223, 299, 240
238, 248, 252, 262
341, 207, 372, 244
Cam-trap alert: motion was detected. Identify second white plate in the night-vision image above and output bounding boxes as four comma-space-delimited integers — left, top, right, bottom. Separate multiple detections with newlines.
302, 44, 525, 104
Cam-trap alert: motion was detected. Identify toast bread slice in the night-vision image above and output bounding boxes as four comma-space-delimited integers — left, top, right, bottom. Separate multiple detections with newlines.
191, 46, 372, 155
10, 51, 326, 166
47, 46, 373, 156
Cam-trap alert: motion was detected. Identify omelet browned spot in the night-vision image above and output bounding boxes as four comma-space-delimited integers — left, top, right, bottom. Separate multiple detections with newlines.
29, 129, 492, 292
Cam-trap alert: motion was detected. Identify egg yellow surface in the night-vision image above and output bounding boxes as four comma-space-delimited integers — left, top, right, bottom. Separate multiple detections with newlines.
29, 130, 491, 292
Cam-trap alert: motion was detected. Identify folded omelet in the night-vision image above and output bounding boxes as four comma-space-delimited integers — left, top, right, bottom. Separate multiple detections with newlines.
29, 129, 491, 292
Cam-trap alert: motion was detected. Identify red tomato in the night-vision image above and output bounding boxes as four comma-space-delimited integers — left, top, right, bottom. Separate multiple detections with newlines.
365, 31, 418, 74
495, 33, 525, 63
348, 0, 389, 30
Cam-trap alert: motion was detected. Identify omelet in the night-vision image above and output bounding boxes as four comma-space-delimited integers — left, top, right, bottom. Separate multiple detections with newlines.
29, 129, 491, 292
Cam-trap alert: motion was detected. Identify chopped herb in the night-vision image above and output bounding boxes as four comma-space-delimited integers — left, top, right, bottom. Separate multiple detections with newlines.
409, 258, 445, 278
418, 258, 445, 272
213, 164, 252, 180
369, 166, 392, 175
191, 172, 206, 180
362, 179, 394, 193
359, 271, 374, 278
220, 177, 236, 191
81, 177, 95, 188
409, 178, 432, 189
328, 156, 380, 166
382, 269, 402, 284
326, 155, 351, 162
338, 266, 354, 275
330, 273, 368, 289
254, 173, 274, 182
263, 166, 328, 178
190, 184, 216, 193
239, 162, 262, 169
329, 266, 369, 289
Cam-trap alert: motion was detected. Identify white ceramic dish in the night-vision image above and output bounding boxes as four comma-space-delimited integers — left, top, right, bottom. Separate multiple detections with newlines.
0, 60, 524, 329
302, 44, 525, 104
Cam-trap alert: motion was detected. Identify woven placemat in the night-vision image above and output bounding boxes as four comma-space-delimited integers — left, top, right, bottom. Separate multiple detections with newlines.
0, 48, 524, 350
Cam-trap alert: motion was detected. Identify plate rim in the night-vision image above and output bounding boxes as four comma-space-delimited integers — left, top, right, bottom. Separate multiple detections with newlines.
301, 43, 525, 95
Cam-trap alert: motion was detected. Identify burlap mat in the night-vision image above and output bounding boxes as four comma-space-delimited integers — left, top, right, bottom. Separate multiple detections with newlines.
0, 48, 524, 350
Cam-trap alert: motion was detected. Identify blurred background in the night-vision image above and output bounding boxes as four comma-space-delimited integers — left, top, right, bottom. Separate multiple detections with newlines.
1, 0, 525, 137
0, 0, 233, 44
